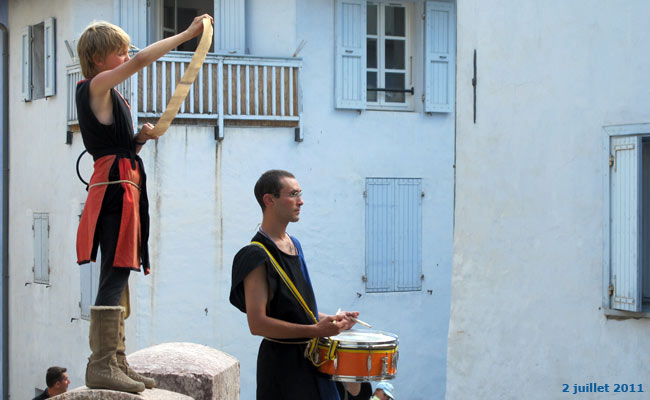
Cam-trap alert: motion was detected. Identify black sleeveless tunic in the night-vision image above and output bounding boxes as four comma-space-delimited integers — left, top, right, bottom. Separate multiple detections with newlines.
76, 79, 151, 272
230, 232, 326, 399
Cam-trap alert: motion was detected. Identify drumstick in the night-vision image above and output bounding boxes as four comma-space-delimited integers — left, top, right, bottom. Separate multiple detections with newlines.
336, 309, 373, 329
351, 317, 372, 328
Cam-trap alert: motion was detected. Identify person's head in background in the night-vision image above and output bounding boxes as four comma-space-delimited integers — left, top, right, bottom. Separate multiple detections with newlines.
372, 381, 395, 400
45, 366, 70, 396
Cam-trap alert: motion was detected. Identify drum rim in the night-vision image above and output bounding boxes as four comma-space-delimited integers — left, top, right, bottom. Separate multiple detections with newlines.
329, 373, 397, 383
326, 329, 399, 346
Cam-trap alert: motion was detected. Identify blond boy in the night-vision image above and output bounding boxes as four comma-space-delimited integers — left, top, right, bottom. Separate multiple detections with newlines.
75, 15, 212, 393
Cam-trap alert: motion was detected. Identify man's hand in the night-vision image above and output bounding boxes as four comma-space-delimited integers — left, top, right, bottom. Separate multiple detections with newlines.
315, 315, 346, 337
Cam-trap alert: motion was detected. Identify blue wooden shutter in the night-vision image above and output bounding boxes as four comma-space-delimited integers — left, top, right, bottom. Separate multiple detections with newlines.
335, 0, 366, 110
609, 136, 643, 311
33, 213, 49, 284
81, 251, 101, 319
424, 1, 454, 113
395, 179, 422, 290
80, 263, 92, 318
44, 17, 56, 97
117, 0, 148, 49
366, 179, 394, 291
366, 178, 422, 292
80, 204, 101, 319
21, 26, 32, 101
216, 0, 246, 54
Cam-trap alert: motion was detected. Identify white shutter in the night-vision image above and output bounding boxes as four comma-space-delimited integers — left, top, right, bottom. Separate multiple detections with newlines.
395, 179, 422, 291
425, 1, 455, 113
21, 26, 32, 101
366, 179, 394, 292
609, 135, 643, 311
366, 178, 423, 292
117, 0, 148, 49
216, 0, 246, 54
44, 17, 56, 97
335, 0, 366, 110
80, 261, 92, 319
33, 213, 49, 284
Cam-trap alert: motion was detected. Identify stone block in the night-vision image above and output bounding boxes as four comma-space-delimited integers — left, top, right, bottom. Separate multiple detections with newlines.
51, 387, 193, 399
127, 342, 240, 400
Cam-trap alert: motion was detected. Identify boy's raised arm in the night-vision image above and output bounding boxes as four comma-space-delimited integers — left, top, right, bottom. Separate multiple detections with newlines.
90, 14, 213, 97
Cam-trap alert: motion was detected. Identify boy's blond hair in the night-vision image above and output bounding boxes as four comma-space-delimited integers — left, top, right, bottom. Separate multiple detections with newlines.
77, 21, 131, 78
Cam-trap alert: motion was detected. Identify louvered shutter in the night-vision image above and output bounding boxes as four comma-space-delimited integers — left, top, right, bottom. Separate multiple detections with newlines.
335, 0, 366, 110
80, 261, 92, 318
118, 0, 148, 49
366, 178, 422, 292
425, 1, 454, 113
395, 179, 422, 291
21, 26, 32, 101
609, 135, 643, 311
216, 0, 245, 54
366, 179, 394, 292
44, 17, 56, 97
33, 213, 49, 284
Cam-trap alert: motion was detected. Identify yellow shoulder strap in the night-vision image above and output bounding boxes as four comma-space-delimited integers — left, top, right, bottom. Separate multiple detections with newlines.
250, 241, 318, 324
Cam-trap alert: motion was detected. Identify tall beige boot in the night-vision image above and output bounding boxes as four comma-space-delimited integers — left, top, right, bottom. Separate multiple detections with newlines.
85, 306, 145, 393
116, 307, 156, 388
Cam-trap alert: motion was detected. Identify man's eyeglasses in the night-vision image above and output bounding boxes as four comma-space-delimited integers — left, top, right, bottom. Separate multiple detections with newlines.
273, 191, 303, 199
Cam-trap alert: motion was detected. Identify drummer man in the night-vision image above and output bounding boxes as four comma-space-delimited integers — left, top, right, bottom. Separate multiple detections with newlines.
230, 169, 360, 399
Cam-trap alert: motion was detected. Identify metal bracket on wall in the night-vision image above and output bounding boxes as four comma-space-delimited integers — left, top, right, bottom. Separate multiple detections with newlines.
472, 49, 477, 124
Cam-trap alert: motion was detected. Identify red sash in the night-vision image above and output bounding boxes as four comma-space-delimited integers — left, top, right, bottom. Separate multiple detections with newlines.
76, 155, 146, 273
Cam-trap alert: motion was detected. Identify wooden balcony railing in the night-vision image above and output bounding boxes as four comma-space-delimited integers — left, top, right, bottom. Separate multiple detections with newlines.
66, 52, 303, 141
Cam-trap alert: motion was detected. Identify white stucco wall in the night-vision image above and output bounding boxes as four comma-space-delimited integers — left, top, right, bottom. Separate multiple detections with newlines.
132, 2, 455, 399
9, 0, 126, 397
10, 1, 455, 399
448, 1, 650, 399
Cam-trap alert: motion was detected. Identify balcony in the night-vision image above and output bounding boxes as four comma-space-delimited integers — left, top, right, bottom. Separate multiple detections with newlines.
66, 52, 303, 141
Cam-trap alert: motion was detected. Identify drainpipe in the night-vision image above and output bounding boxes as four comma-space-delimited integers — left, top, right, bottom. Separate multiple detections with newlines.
0, 22, 8, 400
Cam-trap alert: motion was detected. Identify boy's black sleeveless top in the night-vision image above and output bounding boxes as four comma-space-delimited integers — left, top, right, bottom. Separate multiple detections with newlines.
76, 79, 151, 270
76, 79, 138, 160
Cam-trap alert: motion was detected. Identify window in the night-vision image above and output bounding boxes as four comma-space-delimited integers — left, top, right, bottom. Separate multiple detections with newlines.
118, 0, 242, 54
365, 178, 422, 292
33, 212, 49, 284
21, 17, 56, 101
79, 203, 100, 320
161, 0, 214, 52
604, 123, 650, 315
366, 2, 412, 109
335, 0, 455, 112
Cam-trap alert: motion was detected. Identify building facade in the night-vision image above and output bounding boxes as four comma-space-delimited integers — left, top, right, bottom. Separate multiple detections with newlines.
10, 0, 455, 399
448, 1, 650, 399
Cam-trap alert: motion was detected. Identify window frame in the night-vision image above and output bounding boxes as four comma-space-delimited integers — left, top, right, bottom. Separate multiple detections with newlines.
366, 1, 414, 111
21, 17, 56, 101
335, 0, 455, 113
603, 122, 650, 318
134, 0, 239, 54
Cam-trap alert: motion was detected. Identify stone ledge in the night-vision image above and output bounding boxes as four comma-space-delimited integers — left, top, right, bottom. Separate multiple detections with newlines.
51, 387, 193, 399
128, 342, 240, 400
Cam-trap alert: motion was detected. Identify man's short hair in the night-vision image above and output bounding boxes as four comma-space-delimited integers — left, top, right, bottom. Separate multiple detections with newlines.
45, 366, 67, 388
254, 170, 295, 211
77, 21, 131, 78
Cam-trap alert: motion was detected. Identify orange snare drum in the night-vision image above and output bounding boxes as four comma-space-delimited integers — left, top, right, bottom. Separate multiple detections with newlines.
316, 330, 399, 382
